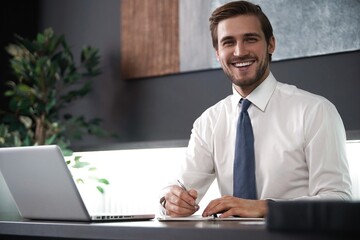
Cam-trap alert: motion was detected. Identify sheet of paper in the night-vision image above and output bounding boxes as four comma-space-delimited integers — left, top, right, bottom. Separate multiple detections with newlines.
157, 215, 264, 221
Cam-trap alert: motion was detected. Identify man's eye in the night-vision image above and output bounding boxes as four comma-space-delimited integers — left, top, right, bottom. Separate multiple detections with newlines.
223, 41, 233, 46
246, 38, 258, 43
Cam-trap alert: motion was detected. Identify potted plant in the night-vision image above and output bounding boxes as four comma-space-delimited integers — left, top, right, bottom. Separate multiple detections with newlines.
0, 28, 109, 193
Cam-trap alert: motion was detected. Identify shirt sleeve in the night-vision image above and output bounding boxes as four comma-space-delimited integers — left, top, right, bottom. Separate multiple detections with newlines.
297, 99, 352, 200
178, 114, 217, 203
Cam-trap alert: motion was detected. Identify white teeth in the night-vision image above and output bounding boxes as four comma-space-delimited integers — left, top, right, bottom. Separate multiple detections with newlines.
234, 61, 252, 67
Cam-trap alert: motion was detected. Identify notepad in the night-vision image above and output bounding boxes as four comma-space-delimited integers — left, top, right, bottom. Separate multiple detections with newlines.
157, 215, 264, 221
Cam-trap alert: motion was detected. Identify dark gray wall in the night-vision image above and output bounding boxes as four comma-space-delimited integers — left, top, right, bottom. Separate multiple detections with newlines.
39, 0, 360, 150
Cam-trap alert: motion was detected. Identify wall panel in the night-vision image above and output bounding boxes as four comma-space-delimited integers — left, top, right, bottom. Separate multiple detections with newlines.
121, 0, 179, 79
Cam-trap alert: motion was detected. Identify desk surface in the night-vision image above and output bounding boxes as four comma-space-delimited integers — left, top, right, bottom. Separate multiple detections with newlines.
0, 215, 358, 240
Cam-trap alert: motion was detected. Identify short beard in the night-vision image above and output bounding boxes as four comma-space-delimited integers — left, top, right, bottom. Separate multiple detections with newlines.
226, 53, 270, 89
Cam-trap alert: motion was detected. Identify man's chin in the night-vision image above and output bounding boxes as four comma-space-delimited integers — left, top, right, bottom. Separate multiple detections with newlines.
231, 77, 256, 87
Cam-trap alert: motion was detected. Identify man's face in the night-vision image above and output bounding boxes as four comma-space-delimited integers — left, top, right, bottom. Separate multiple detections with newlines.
215, 15, 275, 96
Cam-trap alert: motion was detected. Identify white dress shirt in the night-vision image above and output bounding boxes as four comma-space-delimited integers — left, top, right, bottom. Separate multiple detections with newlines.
178, 72, 352, 202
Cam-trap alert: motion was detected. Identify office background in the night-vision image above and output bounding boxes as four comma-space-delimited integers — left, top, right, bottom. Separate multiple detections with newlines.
1, 0, 360, 150
1, 0, 360, 221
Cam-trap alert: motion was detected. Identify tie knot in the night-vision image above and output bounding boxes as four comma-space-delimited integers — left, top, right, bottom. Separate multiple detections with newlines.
241, 99, 251, 112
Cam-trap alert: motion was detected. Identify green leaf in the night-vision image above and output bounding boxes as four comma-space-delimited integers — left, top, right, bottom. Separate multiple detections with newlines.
45, 94, 57, 113
36, 32, 45, 44
76, 178, 84, 184
96, 186, 104, 194
14, 134, 22, 146
45, 134, 57, 145
60, 81, 92, 103
97, 178, 110, 185
61, 149, 73, 157
80, 46, 101, 76
4, 90, 14, 97
73, 161, 90, 168
19, 116, 32, 128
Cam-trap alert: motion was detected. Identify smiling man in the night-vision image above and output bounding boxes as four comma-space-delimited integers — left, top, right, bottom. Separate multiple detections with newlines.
160, 1, 351, 218
215, 13, 274, 97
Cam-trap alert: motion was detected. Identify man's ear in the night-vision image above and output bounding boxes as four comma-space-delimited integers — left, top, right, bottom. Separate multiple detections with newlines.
268, 36, 275, 54
215, 49, 220, 62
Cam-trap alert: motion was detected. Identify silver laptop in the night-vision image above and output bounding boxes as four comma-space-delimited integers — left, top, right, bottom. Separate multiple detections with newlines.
0, 145, 155, 222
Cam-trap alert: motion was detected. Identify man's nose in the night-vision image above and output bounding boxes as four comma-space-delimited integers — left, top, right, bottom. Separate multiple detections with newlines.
234, 42, 247, 56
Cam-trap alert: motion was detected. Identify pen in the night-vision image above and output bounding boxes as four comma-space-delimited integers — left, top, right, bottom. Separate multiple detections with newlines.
177, 179, 199, 209
177, 180, 217, 219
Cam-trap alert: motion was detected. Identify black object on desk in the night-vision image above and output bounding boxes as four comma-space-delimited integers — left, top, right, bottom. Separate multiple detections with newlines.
266, 200, 360, 233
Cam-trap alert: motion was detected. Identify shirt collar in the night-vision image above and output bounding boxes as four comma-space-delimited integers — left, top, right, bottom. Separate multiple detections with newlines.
231, 72, 277, 112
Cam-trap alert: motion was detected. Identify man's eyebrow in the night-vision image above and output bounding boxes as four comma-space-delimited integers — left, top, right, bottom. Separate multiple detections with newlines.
244, 32, 261, 38
220, 32, 262, 43
219, 36, 235, 43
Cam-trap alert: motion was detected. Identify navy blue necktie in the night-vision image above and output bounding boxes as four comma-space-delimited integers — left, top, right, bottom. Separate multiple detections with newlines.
233, 99, 257, 199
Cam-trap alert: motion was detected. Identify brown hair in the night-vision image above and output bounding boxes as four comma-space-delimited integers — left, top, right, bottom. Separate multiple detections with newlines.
209, 1, 273, 58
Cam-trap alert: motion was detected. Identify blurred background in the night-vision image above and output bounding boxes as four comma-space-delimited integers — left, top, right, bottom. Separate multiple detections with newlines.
1, 0, 359, 151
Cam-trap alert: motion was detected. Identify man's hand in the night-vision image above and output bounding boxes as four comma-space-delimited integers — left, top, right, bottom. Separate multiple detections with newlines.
202, 195, 268, 218
162, 185, 199, 217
